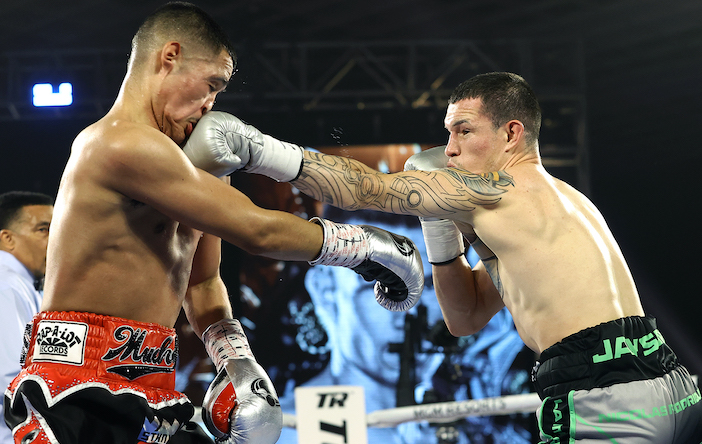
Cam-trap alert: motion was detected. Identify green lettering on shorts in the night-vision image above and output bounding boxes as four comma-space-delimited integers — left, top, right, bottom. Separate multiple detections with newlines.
599, 388, 701, 423
592, 329, 664, 363
538, 392, 578, 443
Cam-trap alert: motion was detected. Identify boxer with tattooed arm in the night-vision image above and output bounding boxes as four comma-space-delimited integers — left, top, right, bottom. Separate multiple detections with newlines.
192, 72, 702, 443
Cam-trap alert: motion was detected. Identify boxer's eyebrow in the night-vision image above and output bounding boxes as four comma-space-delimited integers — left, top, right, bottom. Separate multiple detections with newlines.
210, 76, 229, 92
446, 119, 470, 130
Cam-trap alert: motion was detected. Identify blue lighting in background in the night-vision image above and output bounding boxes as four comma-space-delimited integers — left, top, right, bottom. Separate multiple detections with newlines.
32, 83, 73, 107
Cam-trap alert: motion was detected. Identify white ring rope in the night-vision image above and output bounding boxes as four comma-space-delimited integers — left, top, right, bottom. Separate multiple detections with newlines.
192, 375, 699, 431
279, 392, 541, 429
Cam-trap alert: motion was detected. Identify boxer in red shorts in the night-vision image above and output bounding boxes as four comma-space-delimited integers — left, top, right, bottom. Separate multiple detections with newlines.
3, 3, 424, 443
6, 312, 194, 443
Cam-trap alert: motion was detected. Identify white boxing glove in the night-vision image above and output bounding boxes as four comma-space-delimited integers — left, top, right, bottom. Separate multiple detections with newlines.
185, 111, 304, 182
309, 217, 424, 311
201, 319, 282, 444
403, 146, 465, 265
182, 112, 251, 177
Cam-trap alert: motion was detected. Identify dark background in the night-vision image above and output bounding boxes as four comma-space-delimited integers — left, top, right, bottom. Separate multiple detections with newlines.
1, 0, 700, 376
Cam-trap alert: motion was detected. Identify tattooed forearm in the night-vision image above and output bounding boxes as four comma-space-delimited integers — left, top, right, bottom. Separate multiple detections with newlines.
292, 152, 375, 210
292, 151, 515, 217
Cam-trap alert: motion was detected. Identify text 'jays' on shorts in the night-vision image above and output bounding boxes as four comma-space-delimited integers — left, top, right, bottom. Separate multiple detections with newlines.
532, 316, 702, 443
3, 311, 213, 444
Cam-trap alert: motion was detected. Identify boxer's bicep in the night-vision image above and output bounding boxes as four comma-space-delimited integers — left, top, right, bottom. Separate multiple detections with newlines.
96, 126, 322, 261
471, 259, 505, 314
98, 128, 256, 237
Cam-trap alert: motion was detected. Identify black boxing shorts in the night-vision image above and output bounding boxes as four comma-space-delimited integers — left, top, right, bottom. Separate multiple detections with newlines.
531, 316, 702, 443
3, 311, 213, 444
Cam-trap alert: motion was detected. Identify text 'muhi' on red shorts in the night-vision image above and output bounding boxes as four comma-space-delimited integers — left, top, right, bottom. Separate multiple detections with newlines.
3, 311, 212, 444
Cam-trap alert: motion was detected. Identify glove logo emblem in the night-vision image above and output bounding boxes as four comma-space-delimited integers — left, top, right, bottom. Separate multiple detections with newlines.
251, 378, 280, 407
390, 234, 414, 257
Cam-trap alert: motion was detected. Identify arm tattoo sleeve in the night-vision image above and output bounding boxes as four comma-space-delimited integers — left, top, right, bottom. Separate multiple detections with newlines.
293, 152, 515, 217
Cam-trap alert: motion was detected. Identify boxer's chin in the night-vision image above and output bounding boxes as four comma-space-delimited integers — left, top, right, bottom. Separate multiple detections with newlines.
177, 122, 195, 147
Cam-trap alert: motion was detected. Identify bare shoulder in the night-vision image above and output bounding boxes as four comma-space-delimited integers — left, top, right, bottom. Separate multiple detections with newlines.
73, 117, 193, 199
79, 119, 172, 170
443, 163, 542, 211
444, 167, 516, 201
498, 163, 561, 200
463, 164, 549, 227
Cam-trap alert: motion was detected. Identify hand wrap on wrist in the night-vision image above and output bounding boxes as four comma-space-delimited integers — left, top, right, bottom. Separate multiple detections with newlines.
420, 217, 465, 265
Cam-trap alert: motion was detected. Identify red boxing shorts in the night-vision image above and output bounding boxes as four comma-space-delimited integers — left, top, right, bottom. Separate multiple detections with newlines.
3, 311, 213, 444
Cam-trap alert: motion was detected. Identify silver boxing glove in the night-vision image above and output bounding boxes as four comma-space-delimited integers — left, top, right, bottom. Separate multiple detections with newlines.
201, 319, 282, 444
182, 111, 252, 177
402, 145, 449, 172
185, 111, 304, 182
309, 217, 424, 311
403, 146, 465, 265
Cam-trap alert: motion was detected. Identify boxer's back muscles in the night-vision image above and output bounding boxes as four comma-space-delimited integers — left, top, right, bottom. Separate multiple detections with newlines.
457, 164, 645, 352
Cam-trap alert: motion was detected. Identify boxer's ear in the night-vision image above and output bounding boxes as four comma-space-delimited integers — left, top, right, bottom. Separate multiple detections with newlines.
502, 120, 525, 152
160, 42, 182, 73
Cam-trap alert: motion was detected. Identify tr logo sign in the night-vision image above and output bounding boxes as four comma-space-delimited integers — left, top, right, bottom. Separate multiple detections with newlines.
295, 385, 368, 444
317, 392, 349, 408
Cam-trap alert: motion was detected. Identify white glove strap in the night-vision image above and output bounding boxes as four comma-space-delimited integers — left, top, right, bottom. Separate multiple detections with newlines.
245, 134, 304, 182
420, 218, 465, 265
308, 218, 369, 268
202, 319, 254, 372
